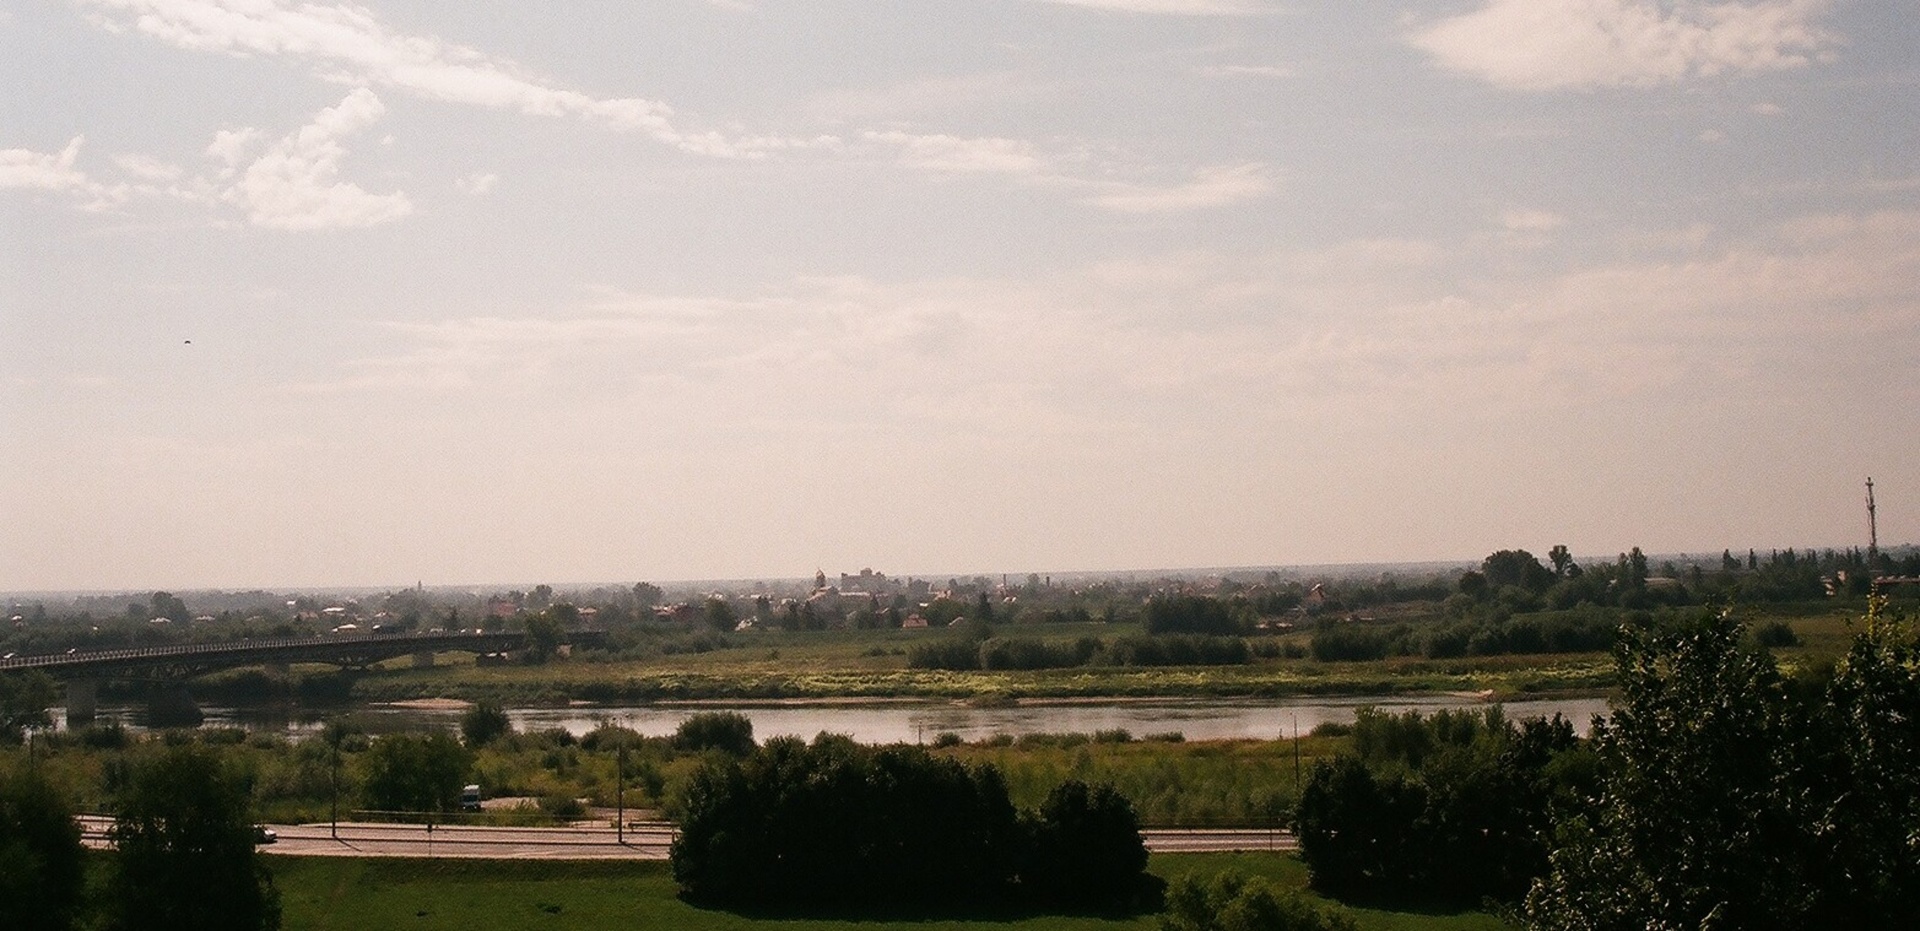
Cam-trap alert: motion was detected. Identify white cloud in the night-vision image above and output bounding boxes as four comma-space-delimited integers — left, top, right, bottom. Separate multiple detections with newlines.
1, 137, 92, 191
1029, 0, 1274, 14
864, 130, 1049, 175
0, 136, 129, 208
455, 171, 498, 195
113, 152, 183, 181
1699, 127, 1728, 143
78, 0, 782, 156
218, 88, 413, 230
1192, 63, 1293, 78
1502, 208, 1566, 232
1409, 0, 1840, 91
1088, 162, 1275, 213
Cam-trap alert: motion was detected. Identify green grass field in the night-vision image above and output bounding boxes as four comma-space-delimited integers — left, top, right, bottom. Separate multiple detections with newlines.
267, 853, 1515, 931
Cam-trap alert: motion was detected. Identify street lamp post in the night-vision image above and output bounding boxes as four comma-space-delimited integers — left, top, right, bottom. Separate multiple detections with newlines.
616, 742, 627, 845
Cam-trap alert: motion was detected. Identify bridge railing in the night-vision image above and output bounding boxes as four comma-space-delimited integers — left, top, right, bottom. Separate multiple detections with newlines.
0, 630, 516, 671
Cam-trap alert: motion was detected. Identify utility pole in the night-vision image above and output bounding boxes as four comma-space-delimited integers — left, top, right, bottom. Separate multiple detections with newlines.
1867, 477, 1879, 563
329, 735, 340, 840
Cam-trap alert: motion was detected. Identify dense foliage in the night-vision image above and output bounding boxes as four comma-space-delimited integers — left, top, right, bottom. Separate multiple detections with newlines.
0, 763, 86, 931
104, 744, 281, 931
909, 633, 1250, 671
670, 733, 1154, 913
671, 711, 756, 756
1161, 870, 1359, 931
1296, 707, 1585, 909
0, 672, 58, 744
361, 732, 473, 813
1524, 604, 1920, 930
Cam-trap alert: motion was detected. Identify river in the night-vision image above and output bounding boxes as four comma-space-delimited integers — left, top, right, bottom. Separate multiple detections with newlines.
75, 694, 1611, 743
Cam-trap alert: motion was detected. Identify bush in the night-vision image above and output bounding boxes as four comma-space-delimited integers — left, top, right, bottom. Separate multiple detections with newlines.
461, 699, 512, 748
907, 638, 983, 670
1752, 619, 1800, 648
361, 732, 473, 814
672, 712, 754, 756
1161, 871, 1358, 931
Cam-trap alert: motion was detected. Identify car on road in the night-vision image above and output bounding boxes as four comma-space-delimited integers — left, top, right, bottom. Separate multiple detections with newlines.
254, 825, 277, 845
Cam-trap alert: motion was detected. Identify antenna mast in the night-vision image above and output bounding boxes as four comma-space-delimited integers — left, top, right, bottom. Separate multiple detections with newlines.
1866, 477, 1878, 562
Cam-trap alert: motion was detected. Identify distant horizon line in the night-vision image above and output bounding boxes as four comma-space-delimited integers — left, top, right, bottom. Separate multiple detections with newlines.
7, 544, 1912, 602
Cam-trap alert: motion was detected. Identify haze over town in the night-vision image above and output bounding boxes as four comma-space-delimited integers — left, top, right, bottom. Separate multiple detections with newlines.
5, 1, 1918, 592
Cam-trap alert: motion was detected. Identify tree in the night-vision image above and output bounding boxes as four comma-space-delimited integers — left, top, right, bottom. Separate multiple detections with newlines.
0, 671, 57, 744
104, 744, 280, 931
702, 596, 738, 633
0, 764, 86, 931
523, 611, 563, 663
671, 735, 1036, 911
632, 581, 663, 610
1548, 545, 1574, 578
1025, 780, 1153, 908
149, 591, 190, 623
672, 711, 755, 756
1482, 550, 1554, 593
361, 733, 472, 814
461, 699, 511, 747
1522, 609, 1920, 930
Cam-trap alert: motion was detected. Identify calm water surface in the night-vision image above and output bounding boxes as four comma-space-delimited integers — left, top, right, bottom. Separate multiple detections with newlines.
91, 694, 1610, 743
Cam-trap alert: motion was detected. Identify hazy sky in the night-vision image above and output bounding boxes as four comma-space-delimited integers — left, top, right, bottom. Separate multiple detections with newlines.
4, 1, 1917, 591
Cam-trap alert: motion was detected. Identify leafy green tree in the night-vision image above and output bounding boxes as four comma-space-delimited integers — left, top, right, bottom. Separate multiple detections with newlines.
0, 671, 57, 744
460, 699, 512, 747
104, 744, 280, 931
1806, 598, 1920, 927
632, 581, 663, 610
673, 735, 1116, 912
1482, 550, 1554, 593
361, 732, 472, 813
0, 764, 86, 931
523, 611, 563, 663
672, 711, 754, 756
1025, 780, 1153, 908
1548, 545, 1574, 578
148, 591, 190, 623
702, 597, 738, 633
1524, 610, 1884, 930
1161, 871, 1358, 931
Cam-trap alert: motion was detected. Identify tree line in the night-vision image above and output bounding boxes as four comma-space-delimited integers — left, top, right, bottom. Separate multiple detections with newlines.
1296, 600, 1920, 929
670, 732, 1156, 914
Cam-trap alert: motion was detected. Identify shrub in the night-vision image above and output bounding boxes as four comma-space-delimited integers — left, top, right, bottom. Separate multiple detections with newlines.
1161, 871, 1357, 931
461, 699, 512, 748
672, 712, 754, 756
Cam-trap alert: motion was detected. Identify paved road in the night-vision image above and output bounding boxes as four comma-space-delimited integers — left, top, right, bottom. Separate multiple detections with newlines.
79, 816, 1294, 860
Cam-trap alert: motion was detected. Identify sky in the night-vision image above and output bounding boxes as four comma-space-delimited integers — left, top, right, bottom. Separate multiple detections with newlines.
3, 0, 1918, 592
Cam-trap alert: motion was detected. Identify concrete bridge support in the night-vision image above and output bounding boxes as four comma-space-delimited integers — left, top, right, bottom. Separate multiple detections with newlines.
66, 678, 98, 728
412, 651, 435, 669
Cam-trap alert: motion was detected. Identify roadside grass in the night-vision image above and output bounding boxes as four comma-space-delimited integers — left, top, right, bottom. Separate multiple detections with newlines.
268, 853, 1516, 931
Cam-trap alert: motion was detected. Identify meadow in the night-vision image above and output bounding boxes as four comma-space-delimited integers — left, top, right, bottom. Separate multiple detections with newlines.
266, 853, 1515, 931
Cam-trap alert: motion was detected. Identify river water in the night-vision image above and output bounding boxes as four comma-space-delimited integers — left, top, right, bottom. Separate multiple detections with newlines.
82, 694, 1611, 743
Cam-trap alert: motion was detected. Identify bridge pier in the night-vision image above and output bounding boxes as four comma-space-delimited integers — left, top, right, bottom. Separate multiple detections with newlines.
145, 683, 203, 729
412, 651, 436, 669
66, 678, 98, 728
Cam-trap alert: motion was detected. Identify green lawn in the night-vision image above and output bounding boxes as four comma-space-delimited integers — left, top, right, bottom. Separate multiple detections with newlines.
269, 853, 1515, 931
